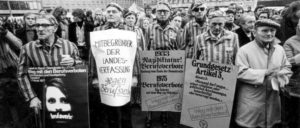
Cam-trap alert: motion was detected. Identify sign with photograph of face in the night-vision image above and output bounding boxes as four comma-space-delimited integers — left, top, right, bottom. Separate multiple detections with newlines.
28, 66, 89, 128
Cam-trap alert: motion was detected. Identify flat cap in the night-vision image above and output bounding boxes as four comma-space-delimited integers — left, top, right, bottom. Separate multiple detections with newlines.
156, 2, 171, 11
191, 0, 206, 10
255, 19, 280, 29
209, 10, 226, 19
144, 4, 152, 10
106, 3, 123, 12
123, 11, 137, 18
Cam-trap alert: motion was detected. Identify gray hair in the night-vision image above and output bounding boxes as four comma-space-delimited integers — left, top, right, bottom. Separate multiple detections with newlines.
239, 14, 255, 25
36, 14, 59, 26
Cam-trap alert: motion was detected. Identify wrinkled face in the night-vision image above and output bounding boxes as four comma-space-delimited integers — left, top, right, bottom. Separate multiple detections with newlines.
256, 8, 263, 16
292, 9, 300, 24
142, 19, 150, 29
192, 5, 207, 19
258, 13, 268, 20
226, 13, 235, 23
46, 86, 71, 112
235, 10, 243, 19
95, 11, 103, 21
35, 18, 57, 40
25, 14, 36, 27
254, 26, 277, 43
171, 16, 182, 28
156, 5, 170, 21
72, 15, 82, 22
228, 5, 237, 12
241, 16, 255, 32
145, 9, 152, 16
59, 12, 67, 21
106, 6, 122, 23
209, 17, 225, 36
125, 14, 136, 27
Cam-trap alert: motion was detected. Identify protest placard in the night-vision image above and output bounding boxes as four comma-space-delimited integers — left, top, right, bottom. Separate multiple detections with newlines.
28, 66, 89, 128
180, 59, 238, 128
90, 29, 137, 106
140, 50, 185, 112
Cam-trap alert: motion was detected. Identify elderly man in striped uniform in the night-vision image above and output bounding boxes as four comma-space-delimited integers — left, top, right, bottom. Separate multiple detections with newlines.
89, 3, 142, 128
17, 14, 81, 114
182, 1, 208, 58
193, 10, 239, 65
145, 2, 181, 50
144, 2, 182, 128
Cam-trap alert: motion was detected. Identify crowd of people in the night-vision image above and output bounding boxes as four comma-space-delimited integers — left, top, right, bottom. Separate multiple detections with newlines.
1, 0, 300, 128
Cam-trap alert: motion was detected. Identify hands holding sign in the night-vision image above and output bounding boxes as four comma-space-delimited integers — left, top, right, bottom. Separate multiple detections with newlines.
60, 55, 75, 66
30, 97, 42, 114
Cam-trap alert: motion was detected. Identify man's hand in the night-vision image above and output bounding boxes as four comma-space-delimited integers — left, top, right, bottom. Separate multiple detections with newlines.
30, 97, 41, 114
92, 79, 99, 89
265, 68, 280, 77
132, 76, 138, 87
294, 54, 300, 64
60, 55, 74, 66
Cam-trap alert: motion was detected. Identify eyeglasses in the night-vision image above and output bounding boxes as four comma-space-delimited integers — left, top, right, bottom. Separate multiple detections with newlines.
107, 10, 118, 14
33, 24, 54, 28
157, 10, 170, 14
236, 11, 243, 14
193, 7, 205, 12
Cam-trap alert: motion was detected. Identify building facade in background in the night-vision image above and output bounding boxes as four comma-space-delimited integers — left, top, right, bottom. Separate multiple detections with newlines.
0, 0, 42, 16
42, 0, 144, 10
145, 0, 297, 9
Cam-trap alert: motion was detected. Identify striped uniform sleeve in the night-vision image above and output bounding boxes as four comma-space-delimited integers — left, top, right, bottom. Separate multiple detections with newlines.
175, 28, 182, 50
232, 33, 239, 65
193, 34, 202, 59
17, 45, 35, 102
144, 25, 152, 50
181, 24, 190, 50
136, 28, 146, 51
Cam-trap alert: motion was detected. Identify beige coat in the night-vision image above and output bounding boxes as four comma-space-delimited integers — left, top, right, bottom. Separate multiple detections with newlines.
235, 40, 292, 128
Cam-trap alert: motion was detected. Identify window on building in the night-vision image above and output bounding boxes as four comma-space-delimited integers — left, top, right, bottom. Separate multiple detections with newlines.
0, 1, 9, 10
28, 2, 39, 9
10, 1, 20, 10
19, 1, 29, 10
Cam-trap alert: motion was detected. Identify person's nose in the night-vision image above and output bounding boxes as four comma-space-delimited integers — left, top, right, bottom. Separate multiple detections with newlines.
37, 26, 44, 31
215, 25, 221, 29
266, 30, 273, 36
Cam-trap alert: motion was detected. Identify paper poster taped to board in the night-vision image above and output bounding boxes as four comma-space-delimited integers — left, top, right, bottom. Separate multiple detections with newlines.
180, 59, 238, 128
140, 50, 185, 112
90, 29, 137, 106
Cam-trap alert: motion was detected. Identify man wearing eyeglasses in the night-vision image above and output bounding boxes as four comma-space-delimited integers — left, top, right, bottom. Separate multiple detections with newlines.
143, 2, 182, 128
193, 10, 239, 65
181, 1, 208, 58
17, 14, 81, 116
145, 2, 181, 50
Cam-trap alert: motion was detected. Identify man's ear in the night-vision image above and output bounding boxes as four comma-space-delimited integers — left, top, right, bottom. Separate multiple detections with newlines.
53, 25, 58, 32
